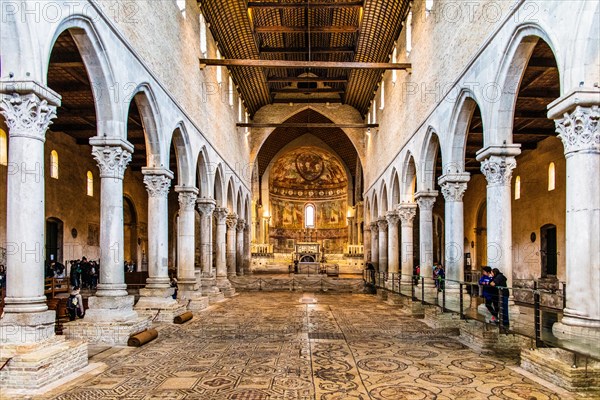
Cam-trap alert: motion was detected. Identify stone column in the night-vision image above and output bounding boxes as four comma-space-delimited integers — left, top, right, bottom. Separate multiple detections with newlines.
369, 222, 378, 268
549, 90, 600, 339
377, 218, 388, 274
196, 198, 216, 289
244, 222, 251, 274
226, 213, 238, 277
0, 83, 88, 389
135, 169, 185, 320
439, 173, 470, 310
0, 87, 59, 342
141, 168, 173, 293
386, 211, 400, 280
174, 186, 199, 292
347, 217, 354, 245
415, 191, 438, 300
398, 203, 417, 290
213, 207, 229, 287
236, 219, 245, 276
363, 224, 371, 265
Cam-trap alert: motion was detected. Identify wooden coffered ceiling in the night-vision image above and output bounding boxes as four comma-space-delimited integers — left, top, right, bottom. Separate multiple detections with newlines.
199, 0, 410, 116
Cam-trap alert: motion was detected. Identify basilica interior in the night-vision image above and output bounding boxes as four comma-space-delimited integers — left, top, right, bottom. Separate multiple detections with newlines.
0, 0, 599, 398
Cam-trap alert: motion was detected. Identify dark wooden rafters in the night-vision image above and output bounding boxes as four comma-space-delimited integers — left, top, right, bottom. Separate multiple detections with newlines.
200, 0, 411, 116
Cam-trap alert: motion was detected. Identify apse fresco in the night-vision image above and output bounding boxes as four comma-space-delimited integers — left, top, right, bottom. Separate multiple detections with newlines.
269, 146, 349, 252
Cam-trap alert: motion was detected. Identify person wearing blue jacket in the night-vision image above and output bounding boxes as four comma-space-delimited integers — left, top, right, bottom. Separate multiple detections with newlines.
479, 266, 498, 322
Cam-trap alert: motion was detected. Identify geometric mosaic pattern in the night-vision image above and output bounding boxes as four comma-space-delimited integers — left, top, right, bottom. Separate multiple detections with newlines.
44, 293, 570, 399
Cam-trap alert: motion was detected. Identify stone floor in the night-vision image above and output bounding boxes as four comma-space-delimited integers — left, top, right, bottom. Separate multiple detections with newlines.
33, 292, 573, 400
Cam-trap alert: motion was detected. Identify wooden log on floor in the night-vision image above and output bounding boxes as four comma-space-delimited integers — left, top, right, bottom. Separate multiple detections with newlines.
174, 311, 193, 324
128, 329, 158, 347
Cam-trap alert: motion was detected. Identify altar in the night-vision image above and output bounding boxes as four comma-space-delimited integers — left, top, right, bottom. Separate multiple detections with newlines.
295, 242, 320, 263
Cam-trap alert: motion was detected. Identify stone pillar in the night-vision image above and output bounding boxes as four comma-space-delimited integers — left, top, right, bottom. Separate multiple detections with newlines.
0, 83, 88, 390
363, 224, 371, 265
213, 207, 229, 287
439, 173, 470, 310
398, 203, 417, 289
369, 222, 378, 268
386, 211, 400, 280
196, 198, 216, 290
476, 147, 520, 288
347, 217, 354, 245
243, 222, 251, 274
415, 191, 438, 300
236, 219, 245, 276
174, 186, 199, 292
134, 168, 185, 320
377, 218, 388, 274
549, 89, 600, 339
226, 213, 238, 277
262, 216, 270, 244
141, 168, 173, 292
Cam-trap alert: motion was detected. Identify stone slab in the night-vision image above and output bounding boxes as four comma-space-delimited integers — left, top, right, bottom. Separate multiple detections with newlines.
63, 316, 151, 346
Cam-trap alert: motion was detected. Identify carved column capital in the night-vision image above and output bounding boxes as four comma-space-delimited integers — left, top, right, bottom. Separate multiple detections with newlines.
196, 198, 216, 216
0, 92, 57, 142
91, 143, 133, 180
377, 218, 388, 232
385, 211, 400, 227
237, 219, 246, 232
142, 168, 173, 198
213, 206, 228, 223
226, 213, 238, 230
176, 188, 198, 211
554, 105, 599, 155
438, 173, 470, 202
415, 191, 437, 211
480, 155, 517, 186
369, 222, 378, 233
396, 203, 417, 225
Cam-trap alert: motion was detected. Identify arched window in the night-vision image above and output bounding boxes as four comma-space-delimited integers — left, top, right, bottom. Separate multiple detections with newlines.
372, 99, 377, 123
216, 48, 222, 84
228, 76, 234, 106
425, 0, 434, 16
176, 0, 186, 16
50, 150, 59, 179
0, 128, 7, 166
238, 98, 243, 122
87, 171, 94, 197
406, 11, 413, 56
391, 46, 398, 84
199, 13, 208, 55
305, 204, 315, 228
548, 162, 556, 191
380, 82, 385, 110
515, 175, 521, 200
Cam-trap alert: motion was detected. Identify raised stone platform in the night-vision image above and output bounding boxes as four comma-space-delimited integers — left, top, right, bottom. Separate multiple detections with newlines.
521, 348, 600, 394
208, 292, 226, 303
230, 275, 366, 292
64, 316, 151, 346
178, 291, 210, 311
0, 336, 87, 392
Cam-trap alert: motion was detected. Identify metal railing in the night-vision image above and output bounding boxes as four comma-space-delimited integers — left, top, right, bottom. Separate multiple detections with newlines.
363, 271, 598, 362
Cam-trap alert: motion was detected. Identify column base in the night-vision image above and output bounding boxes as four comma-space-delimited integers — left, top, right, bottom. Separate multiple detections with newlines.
178, 279, 199, 293
178, 291, 210, 311
520, 348, 600, 393
216, 277, 237, 297
459, 319, 528, 353
63, 295, 151, 345
0, 311, 56, 344
144, 277, 171, 289
440, 286, 472, 314
0, 336, 88, 392
415, 282, 437, 303
553, 317, 600, 341
423, 306, 462, 332
134, 292, 187, 323
208, 292, 226, 304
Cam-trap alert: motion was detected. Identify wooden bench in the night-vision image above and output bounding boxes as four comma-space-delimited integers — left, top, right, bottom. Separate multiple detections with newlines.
44, 278, 70, 298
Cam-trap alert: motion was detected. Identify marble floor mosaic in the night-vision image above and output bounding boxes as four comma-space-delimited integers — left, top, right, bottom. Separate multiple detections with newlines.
36, 292, 571, 400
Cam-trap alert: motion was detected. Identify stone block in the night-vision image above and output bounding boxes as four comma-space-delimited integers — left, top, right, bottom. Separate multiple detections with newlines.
0, 311, 56, 344
63, 316, 151, 346
521, 348, 600, 393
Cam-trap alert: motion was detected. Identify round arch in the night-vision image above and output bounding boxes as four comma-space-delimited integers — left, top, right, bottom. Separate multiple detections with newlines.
401, 152, 417, 203
447, 90, 481, 173
213, 164, 225, 207
168, 122, 193, 187
420, 127, 441, 191
127, 84, 162, 167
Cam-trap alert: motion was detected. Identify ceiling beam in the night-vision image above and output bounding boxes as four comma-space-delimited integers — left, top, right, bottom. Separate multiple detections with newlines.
271, 88, 344, 93
200, 58, 411, 70
272, 98, 342, 104
267, 76, 348, 83
247, 1, 363, 9
260, 46, 355, 54
237, 123, 378, 129
255, 25, 359, 33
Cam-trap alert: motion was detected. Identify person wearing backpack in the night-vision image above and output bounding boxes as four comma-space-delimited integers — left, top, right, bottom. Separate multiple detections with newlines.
66, 286, 85, 321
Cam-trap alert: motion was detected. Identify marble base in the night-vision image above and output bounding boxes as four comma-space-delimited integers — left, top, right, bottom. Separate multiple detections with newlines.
423, 306, 463, 330
208, 292, 225, 304
177, 291, 209, 311
63, 316, 151, 346
0, 336, 87, 391
459, 319, 527, 353
553, 320, 600, 341
221, 287, 237, 298
521, 348, 600, 393
134, 295, 187, 323
0, 310, 56, 344
415, 284, 437, 304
